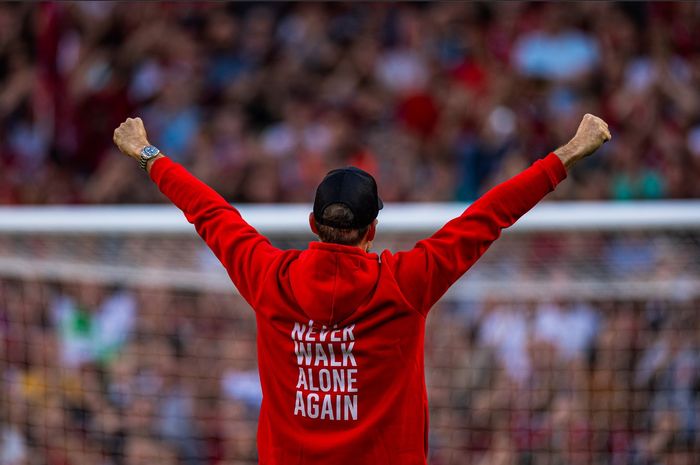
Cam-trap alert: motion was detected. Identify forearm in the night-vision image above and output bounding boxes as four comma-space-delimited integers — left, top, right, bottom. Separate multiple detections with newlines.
149, 155, 264, 261
149, 156, 279, 305
397, 153, 567, 312
450, 152, 567, 237
148, 155, 233, 220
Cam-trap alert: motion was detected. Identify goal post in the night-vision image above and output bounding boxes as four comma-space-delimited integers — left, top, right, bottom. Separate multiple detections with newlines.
0, 201, 697, 299
0, 200, 697, 235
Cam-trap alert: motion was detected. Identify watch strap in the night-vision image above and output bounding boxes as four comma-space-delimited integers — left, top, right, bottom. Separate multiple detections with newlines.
139, 145, 160, 171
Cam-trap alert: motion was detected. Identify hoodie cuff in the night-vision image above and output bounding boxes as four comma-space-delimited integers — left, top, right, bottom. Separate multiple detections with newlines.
148, 155, 170, 183
540, 152, 568, 187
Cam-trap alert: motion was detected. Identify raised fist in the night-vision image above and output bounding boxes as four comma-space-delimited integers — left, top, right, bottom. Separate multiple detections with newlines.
572, 113, 611, 157
555, 114, 612, 168
113, 117, 150, 160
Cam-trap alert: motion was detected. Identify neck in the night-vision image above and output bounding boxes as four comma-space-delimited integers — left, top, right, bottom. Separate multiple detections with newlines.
317, 240, 371, 252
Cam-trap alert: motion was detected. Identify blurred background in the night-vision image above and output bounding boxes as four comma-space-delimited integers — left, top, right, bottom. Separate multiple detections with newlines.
0, 2, 699, 465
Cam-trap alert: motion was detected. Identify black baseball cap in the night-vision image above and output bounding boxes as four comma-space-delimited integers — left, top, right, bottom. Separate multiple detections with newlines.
313, 167, 383, 229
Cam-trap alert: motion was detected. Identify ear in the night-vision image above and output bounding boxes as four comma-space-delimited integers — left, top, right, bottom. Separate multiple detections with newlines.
309, 212, 319, 235
366, 220, 377, 242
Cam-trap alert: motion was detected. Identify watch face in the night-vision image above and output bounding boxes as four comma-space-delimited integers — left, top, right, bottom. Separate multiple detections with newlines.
142, 145, 160, 158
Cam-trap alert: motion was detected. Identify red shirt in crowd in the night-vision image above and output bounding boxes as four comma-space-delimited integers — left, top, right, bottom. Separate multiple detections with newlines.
149, 153, 567, 465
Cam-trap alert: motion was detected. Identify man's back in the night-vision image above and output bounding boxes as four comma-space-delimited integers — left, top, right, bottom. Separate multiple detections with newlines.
113, 112, 609, 464
253, 242, 429, 464
145, 151, 567, 464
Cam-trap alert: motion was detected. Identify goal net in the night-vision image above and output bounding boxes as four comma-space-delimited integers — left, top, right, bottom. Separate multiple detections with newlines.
0, 201, 698, 465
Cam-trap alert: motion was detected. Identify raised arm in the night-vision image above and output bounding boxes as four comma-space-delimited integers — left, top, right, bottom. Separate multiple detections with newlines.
113, 117, 281, 307
391, 114, 611, 315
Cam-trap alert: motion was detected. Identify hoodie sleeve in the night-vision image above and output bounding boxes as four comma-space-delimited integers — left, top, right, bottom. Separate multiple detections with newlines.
390, 153, 567, 315
149, 157, 281, 307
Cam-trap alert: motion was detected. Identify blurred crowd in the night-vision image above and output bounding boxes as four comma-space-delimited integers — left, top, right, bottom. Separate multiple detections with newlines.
1, 2, 700, 204
1, 280, 261, 465
426, 297, 699, 465
0, 277, 697, 465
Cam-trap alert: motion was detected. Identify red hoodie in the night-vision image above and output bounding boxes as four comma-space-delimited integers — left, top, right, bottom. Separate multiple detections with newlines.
150, 153, 567, 465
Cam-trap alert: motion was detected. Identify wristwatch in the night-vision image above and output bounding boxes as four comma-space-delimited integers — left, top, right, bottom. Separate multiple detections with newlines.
139, 145, 161, 171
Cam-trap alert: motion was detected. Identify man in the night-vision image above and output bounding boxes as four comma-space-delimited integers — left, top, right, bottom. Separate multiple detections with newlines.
113, 114, 610, 465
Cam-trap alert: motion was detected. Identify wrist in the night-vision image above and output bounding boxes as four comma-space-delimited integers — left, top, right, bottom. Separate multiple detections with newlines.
131, 142, 151, 160
138, 144, 161, 171
553, 141, 581, 170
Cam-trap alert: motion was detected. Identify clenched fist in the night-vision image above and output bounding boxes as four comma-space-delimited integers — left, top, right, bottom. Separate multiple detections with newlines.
113, 117, 150, 160
555, 114, 612, 169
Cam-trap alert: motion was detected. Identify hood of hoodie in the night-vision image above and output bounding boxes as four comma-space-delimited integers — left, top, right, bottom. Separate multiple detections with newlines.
289, 242, 380, 326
